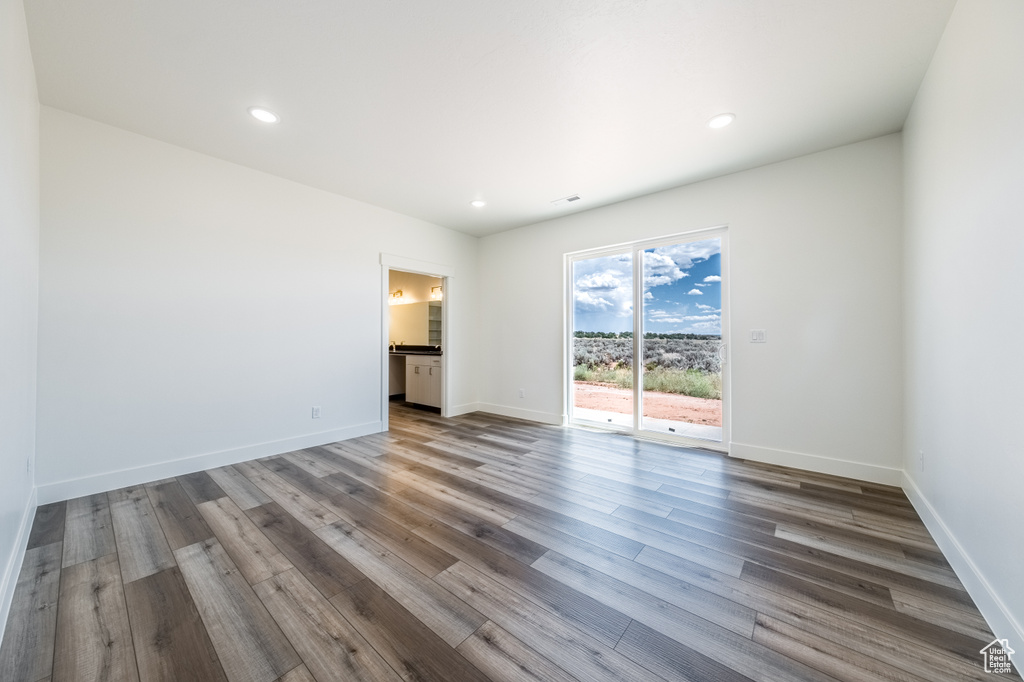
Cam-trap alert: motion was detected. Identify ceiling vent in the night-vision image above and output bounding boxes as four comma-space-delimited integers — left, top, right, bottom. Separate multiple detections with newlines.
551, 194, 581, 206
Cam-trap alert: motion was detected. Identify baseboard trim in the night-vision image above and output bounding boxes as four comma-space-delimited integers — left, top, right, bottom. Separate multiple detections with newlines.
448, 402, 482, 417
729, 442, 902, 486
475, 403, 563, 426
0, 486, 38, 651
902, 472, 1023, 653
36, 421, 383, 505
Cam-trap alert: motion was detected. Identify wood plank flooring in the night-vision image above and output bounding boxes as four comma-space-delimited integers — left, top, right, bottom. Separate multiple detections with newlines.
1, 404, 1018, 681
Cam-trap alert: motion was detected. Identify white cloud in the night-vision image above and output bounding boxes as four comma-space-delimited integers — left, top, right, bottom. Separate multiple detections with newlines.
646, 309, 693, 324
682, 314, 720, 321
691, 321, 720, 330
642, 238, 720, 289
703, 275, 721, 283
573, 245, 721, 323
574, 291, 613, 311
576, 271, 622, 291
695, 304, 721, 312
573, 255, 633, 317
642, 251, 688, 288
650, 238, 721, 271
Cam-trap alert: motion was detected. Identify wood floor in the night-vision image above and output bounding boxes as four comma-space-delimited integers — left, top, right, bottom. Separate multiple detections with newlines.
1, 404, 1017, 681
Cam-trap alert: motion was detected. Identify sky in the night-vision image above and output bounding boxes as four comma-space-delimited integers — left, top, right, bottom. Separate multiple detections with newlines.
573, 238, 721, 335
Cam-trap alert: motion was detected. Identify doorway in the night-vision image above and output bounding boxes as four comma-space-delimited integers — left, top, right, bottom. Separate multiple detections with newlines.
387, 269, 444, 409
567, 228, 729, 451
380, 254, 454, 431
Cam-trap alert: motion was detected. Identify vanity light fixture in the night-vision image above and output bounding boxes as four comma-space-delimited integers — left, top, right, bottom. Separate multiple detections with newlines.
389, 289, 404, 305
248, 107, 280, 124
430, 286, 443, 300
707, 112, 735, 129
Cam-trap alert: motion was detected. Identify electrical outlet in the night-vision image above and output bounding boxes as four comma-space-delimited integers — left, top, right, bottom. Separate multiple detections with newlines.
518, 388, 525, 398
312, 406, 322, 419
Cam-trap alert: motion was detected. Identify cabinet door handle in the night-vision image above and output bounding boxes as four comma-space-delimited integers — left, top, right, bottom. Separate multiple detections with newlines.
429, 367, 433, 376
414, 366, 420, 374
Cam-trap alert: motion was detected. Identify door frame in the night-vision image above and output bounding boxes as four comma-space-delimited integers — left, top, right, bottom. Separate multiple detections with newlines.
564, 225, 730, 452
380, 254, 454, 432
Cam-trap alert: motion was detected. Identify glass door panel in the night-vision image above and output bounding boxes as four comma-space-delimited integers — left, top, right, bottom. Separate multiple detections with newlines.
571, 252, 634, 429
640, 238, 723, 442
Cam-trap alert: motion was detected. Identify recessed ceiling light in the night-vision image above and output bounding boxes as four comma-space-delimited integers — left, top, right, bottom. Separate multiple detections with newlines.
470, 200, 487, 208
248, 107, 279, 124
707, 113, 735, 129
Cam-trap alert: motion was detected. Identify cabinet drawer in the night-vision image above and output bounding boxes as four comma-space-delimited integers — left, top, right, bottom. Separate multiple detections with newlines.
406, 356, 442, 367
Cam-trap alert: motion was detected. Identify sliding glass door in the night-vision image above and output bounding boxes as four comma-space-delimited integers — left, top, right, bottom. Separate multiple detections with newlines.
640, 238, 724, 441
569, 229, 728, 449
570, 251, 634, 429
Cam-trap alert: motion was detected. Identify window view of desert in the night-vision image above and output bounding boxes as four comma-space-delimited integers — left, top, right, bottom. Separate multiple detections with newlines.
572, 239, 723, 440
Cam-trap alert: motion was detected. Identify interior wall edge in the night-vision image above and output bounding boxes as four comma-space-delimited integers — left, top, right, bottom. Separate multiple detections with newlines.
35, 420, 382, 505
902, 471, 1024, 654
0, 486, 38, 651
728, 441, 903, 486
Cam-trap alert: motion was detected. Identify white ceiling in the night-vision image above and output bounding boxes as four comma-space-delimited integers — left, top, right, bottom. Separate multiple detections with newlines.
25, 0, 956, 237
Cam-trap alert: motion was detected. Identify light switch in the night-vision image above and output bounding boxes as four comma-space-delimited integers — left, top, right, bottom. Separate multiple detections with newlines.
750, 329, 767, 343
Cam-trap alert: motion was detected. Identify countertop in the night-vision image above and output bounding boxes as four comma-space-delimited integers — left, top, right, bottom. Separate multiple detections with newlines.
389, 345, 443, 356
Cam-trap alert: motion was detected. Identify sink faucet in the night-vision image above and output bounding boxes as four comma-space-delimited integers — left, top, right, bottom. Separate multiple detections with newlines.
389, 342, 396, 352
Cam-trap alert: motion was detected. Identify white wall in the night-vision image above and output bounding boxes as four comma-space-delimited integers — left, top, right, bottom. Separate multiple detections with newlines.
0, 0, 40, 641
390, 303, 432, 346
36, 108, 479, 502
388, 270, 442, 346
478, 135, 904, 484
389, 270, 442, 305
902, 0, 1024, 648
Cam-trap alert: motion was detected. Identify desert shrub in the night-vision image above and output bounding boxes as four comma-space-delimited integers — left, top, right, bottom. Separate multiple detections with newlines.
642, 338, 721, 373
572, 337, 632, 368
572, 364, 721, 399
577, 366, 630, 387
574, 337, 720, 373
642, 367, 722, 400
573, 336, 722, 399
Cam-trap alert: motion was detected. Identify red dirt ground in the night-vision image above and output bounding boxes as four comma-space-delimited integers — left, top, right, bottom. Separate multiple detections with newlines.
573, 382, 723, 427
